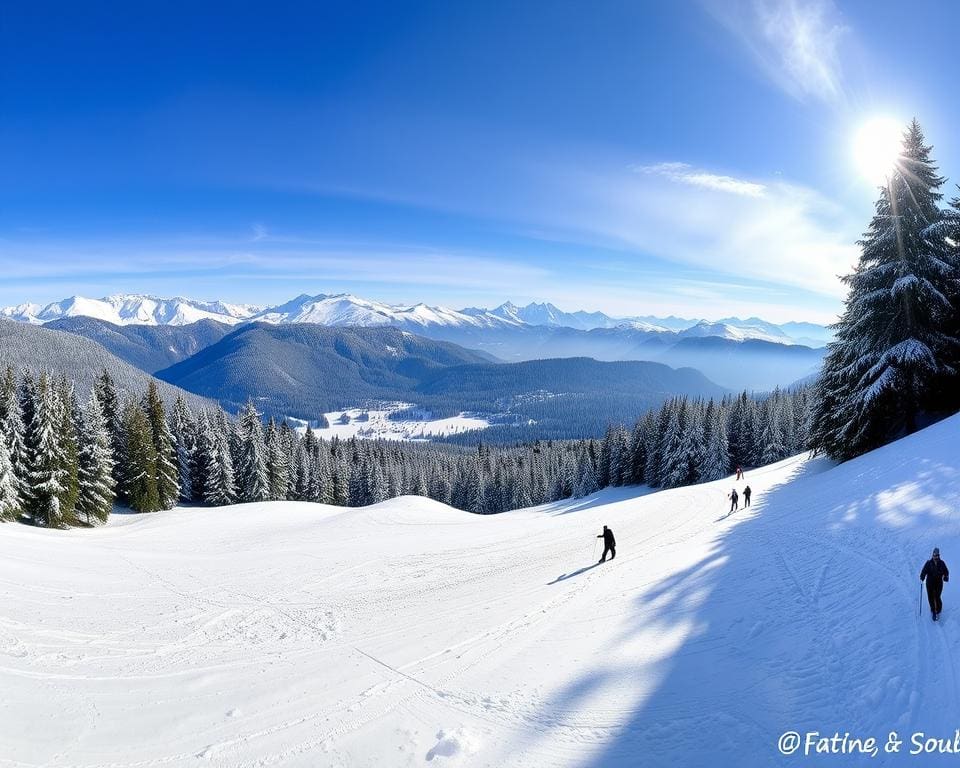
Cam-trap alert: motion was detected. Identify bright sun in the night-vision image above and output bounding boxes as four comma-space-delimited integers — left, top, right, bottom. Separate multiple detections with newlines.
853, 117, 904, 185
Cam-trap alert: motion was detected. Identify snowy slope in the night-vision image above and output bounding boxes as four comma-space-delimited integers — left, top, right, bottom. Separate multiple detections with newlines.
5, 415, 960, 766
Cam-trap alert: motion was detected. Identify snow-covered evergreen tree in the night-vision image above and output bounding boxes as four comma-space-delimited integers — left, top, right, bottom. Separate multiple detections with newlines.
235, 400, 270, 503
75, 390, 116, 525
24, 374, 70, 527
812, 120, 958, 460
682, 401, 707, 484
760, 398, 786, 465
203, 408, 236, 506
95, 371, 126, 500
55, 377, 80, 525
659, 400, 689, 489
699, 399, 731, 481
369, 460, 388, 504
144, 383, 179, 510
463, 459, 485, 513
1, 369, 27, 515
123, 401, 160, 513
170, 395, 195, 503
573, 444, 598, 498
266, 418, 290, 501
0, 424, 19, 521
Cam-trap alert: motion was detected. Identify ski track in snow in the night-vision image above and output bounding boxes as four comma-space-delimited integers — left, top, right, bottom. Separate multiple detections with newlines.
4, 416, 960, 766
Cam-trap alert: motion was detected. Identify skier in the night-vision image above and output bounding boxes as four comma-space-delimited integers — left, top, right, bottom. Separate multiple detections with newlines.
921, 547, 950, 621
728, 488, 739, 513
743, 485, 752, 507
597, 525, 616, 563
735, 466, 744, 481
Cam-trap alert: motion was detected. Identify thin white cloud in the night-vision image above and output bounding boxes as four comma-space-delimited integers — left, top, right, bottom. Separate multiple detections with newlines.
705, 0, 849, 104
0, 241, 550, 295
536, 158, 860, 302
636, 162, 767, 197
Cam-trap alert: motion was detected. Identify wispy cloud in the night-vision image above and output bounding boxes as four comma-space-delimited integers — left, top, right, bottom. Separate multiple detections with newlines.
535, 157, 860, 303
635, 162, 767, 197
0, 239, 550, 302
705, 0, 849, 104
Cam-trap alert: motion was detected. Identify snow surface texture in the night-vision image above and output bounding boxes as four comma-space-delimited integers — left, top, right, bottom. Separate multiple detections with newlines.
5, 415, 960, 766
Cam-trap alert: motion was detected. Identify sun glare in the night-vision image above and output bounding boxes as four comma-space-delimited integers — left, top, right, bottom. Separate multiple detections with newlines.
853, 117, 904, 185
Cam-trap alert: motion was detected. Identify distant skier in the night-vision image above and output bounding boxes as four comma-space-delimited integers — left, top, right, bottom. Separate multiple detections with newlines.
921, 547, 950, 621
728, 489, 739, 513
743, 486, 752, 507
735, 466, 744, 481
597, 525, 616, 563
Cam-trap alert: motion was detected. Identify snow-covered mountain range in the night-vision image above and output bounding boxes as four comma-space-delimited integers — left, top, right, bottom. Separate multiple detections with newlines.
1, 292, 833, 346
1, 294, 260, 327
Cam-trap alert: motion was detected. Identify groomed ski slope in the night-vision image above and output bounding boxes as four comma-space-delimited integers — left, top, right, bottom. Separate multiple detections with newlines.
3, 415, 960, 767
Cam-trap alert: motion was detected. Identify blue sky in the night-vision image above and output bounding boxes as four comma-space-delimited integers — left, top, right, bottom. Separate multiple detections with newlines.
1, 0, 957, 323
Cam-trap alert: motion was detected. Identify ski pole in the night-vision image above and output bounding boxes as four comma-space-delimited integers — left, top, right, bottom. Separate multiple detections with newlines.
919, 580, 923, 619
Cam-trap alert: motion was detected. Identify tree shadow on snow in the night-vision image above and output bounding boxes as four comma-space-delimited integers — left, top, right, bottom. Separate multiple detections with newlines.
508, 418, 960, 767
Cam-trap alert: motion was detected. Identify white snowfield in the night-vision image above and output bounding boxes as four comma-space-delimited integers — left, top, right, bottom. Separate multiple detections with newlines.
3, 415, 960, 767
295, 406, 493, 441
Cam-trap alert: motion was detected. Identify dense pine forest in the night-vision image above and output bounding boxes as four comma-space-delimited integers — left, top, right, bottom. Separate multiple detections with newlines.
0, 366, 808, 527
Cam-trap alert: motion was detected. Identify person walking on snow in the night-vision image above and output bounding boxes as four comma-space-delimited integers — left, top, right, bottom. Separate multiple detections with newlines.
743, 486, 752, 507
728, 489, 739, 513
597, 525, 616, 563
735, 466, 744, 481
921, 547, 949, 621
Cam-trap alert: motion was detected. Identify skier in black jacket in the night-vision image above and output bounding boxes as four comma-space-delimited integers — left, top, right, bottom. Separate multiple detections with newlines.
597, 525, 616, 563
743, 486, 752, 507
728, 489, 739, 513
921, 547, 950, 621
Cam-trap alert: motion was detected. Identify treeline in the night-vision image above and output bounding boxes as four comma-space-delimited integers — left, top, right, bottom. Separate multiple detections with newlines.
811, 120, 960, 460
0, 366, 808, 526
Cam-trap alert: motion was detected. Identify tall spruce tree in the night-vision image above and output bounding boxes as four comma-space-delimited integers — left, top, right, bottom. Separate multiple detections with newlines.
235, 400, 270, 503
203, 409, 236, 506
143, 383, 179, 509
25, 374, 70, 526
1, 369, 27, 515
56, 377, 80, 525
123, 402, 160, 513
170, 395, 195, 503
811, 120, 959, 460
75, 391, 116, 525
95, 371, 126, 500
0, 424, 19, 521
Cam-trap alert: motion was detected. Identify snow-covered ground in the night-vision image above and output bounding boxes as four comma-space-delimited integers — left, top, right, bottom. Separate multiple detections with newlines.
4, 415, 960, 766
292, 404, 493, 441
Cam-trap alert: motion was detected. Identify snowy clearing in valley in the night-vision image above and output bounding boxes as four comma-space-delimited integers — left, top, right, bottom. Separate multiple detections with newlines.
290, 404, 493, 441
4, 415, 960, 766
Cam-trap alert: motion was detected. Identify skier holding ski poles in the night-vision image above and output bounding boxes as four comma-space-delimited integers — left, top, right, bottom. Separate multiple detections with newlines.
728, 489, 739, 514
921, 547, 949, 621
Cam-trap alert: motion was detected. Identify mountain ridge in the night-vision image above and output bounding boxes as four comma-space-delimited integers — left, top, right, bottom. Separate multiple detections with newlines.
2, 291, 833, 346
